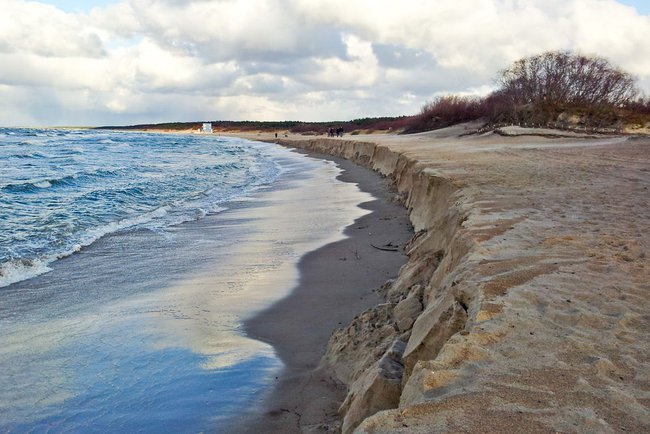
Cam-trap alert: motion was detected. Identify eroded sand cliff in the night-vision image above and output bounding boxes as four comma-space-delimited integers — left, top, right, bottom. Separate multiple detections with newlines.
265, 126, 649, 433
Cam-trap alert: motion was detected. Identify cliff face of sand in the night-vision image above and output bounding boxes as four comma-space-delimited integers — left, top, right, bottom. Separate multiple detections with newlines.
272, 130, 649, 434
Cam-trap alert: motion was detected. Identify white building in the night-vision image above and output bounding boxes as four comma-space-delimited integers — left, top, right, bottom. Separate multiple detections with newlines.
202, 123, 213, 133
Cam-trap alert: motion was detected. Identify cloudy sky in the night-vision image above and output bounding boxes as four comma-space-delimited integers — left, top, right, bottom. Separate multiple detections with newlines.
1, 0, 649, 126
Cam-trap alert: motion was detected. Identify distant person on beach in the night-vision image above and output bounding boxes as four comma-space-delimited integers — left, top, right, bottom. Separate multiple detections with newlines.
275, 132, 278, 138
327, 127, 343, 137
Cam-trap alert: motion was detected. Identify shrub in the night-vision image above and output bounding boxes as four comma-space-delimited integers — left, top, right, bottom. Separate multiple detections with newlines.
499, 51, 637, 108
404, 95, 486, 133
404, 51, 643, 133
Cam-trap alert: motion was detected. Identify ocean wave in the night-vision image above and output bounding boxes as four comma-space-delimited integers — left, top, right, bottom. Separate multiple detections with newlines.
1, 169, 122, 194
8, 151, 48, 159
2, 176, 77, 193
0, 186, 253, 289
33, 181, 52, 189
0, 130, 286, 288
0, 207, 171, 288
0, 258, 53, 289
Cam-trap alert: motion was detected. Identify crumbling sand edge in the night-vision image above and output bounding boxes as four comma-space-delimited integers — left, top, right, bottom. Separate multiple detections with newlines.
261, 137, 476, 432
262, 135, 650, 434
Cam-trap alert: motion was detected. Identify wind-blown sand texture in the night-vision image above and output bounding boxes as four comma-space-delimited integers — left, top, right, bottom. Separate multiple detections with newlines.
236, 125, 649, 433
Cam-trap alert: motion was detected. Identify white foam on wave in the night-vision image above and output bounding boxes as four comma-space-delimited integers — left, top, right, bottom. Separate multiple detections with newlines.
0, 207, 170, 288
34, 180, 52, 189
0, 259, 53, 288
0, 200, 235, 288
0, 194, 250, 288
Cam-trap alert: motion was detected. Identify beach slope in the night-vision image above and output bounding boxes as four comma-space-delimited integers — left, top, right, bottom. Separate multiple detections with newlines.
245, 126, 649, 433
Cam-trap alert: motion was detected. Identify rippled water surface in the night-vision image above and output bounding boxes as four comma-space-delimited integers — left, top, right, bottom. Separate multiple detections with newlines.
0, 128, 278, 287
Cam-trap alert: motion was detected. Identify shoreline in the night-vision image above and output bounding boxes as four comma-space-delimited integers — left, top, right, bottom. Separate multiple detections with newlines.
232, 153, 413, 433
231, 129, 649, 433
0, 134, 381, 432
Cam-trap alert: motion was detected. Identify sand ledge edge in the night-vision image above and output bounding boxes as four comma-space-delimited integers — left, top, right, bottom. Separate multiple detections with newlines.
257, 133, 650, 434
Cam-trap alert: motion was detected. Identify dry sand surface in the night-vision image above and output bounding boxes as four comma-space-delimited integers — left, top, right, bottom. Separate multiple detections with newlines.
230, 126, 649, 433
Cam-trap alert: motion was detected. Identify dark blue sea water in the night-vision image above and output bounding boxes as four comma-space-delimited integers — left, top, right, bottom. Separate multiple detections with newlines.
0, 128, 279, 288
0, 128, 370, 433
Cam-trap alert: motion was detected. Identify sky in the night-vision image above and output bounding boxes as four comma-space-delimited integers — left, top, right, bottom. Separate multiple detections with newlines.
1, 0, 649, 126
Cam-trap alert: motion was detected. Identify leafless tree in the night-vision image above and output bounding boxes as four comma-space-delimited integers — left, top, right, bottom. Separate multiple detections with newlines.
404, 51, 643, 133
498, 51, 638, 107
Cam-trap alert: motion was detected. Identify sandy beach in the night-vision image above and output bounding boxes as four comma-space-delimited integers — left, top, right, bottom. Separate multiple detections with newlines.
4, 1, 650, 432
230, 154, 413, 432
228, 126, 649, 433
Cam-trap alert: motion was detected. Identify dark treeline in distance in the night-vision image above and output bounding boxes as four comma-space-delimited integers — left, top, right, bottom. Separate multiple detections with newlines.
96, 117, 416, 135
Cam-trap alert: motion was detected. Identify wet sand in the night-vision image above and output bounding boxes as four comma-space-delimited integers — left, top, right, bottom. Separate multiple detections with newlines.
232, 155, 413, 433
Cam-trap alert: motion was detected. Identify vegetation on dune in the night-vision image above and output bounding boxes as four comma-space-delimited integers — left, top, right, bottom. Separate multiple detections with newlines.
288, 116, 416, 135
500, 51, 636, 107
403, 95, 486, 133
405, 51, 650, 134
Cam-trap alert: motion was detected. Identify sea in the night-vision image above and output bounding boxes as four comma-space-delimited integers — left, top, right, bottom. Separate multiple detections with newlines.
0, 128, 371, 432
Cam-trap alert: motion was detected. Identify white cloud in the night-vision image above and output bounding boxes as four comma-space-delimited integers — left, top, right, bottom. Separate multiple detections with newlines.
304, 34, 379, 89
0, 0, 106, 57
0, 0, 648, 125
291, 0, 650, 78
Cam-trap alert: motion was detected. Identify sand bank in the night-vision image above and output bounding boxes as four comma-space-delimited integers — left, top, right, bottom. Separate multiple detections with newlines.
232, 126, 649, 433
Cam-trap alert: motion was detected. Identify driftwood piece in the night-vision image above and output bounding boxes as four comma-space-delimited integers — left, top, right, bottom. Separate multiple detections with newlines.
370, 243, 400, 252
